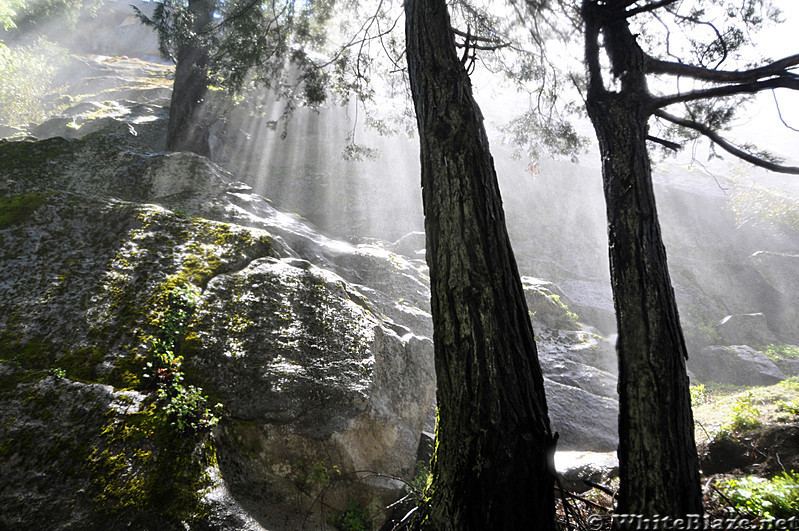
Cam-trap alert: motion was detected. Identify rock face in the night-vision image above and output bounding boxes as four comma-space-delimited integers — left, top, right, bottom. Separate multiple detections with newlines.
0, 128, 624, 530
523, 278, 620, 451
716, 313, 778, 347
0, 134, 436, 529
690, 346, 786, 386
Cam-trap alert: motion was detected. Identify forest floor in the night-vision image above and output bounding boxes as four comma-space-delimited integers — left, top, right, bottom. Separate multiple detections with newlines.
553, 379, 799, 530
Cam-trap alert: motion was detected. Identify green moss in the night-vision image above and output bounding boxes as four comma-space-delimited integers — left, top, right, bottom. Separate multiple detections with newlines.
87, 401, 217, 524
57, 346, 104, 382
760, 344, 799, 362
0, 193, 50, 229
0, 137, 73, 174
0, 332, 56, 369
106, 355, 146, 390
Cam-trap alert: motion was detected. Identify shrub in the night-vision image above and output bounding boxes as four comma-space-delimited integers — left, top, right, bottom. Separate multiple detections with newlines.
0, 39, 67, 127
690, 383, 707, 408
722, 391, 762, 433
718, 471, 799, 519
330, 499, 371, 531
761, 344, 799, 363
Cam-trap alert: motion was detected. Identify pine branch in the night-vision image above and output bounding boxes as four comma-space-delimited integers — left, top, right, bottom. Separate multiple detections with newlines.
646, 54, 799, 83
652, 76, 799, 108
654, 109, 799, 174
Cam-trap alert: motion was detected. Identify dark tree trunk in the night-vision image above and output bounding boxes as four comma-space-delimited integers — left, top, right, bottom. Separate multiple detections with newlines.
405, 1, 555, 529
582, 1, 702, 517
166, 0, 214, 157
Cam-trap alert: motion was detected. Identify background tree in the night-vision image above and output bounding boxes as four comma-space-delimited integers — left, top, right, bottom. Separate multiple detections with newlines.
508, 0, 797, 518
405, 0, 556, 528
579, 0, 799, 517
136, 0, 335, 155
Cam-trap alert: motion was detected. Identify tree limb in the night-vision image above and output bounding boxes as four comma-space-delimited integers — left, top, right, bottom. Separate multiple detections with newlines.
451, 26, 507, 44
646, 54, 799, 83
652, 76, 799, 108
646, 135, 681, 151
623, 0, 680, 19
654, 110, 799, 174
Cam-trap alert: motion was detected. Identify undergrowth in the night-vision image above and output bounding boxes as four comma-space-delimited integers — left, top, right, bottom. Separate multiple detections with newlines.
144, 284, 221, 433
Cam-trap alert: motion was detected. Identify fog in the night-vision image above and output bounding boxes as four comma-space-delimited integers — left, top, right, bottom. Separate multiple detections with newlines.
2, 0, 797, 350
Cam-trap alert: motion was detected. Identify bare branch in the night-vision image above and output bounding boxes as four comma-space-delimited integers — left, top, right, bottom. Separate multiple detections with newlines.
772, 89, 799, 133
646, 135, 681, 151
646, 54, 799, 83
654, 109, 799, 174
653, 75, 799, 108
623, 0, 680, 19
455, 42, 511, 51
451, 26, 507, 44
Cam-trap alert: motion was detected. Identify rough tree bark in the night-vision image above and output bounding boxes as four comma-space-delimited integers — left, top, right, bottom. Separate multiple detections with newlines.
582, 0, 702, 517
166, 0, 215, 156
405, 0, 556, 528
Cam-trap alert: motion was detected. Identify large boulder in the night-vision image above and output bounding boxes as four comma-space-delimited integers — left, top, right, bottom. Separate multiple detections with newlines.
716, 313, 779, 347
0, 135, 436, 529
690, 346, 786, 386
748, 251, 799, 342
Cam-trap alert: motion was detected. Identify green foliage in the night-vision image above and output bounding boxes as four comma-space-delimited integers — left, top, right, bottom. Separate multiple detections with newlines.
717, 471, 799, 519
6, 0, 101, 36
728, 183, 799, 234
721, 391, 762, 433
406, 459, 432, 502
292, 460, 342, 493
761, 344, 799, 363
330, 498, 371, 531
776, 399, 799, 417
0, 39, 67, 127
0, 0, 25, 31
309, 460, 341, 486
134, 0, 334, 101
690, 383, 707, 408
779, 376, 799, 392
145, 284, 221, 433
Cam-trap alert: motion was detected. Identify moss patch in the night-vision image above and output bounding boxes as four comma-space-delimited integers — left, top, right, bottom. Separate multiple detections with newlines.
87, 400, 217, 525
0, 193, 50, 229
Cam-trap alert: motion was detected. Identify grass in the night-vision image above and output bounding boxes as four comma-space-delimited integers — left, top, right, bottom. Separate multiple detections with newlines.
692, 379, 799, 444
716, 471, 799, 519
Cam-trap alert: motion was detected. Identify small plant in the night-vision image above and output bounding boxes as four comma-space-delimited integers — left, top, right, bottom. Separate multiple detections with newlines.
717, 471, 799, 519
50, 367, 66, 379
779, 376, 799, 392
330, 498, 371, 531
722, 391, 762, 433
728, 181, 799, 234
690, 383, 707, 407
776, 399, 799, 417
308, 461, 341, 487
761, 344, 799, 363
145, 284, 221, 433
405, 460, 432, 502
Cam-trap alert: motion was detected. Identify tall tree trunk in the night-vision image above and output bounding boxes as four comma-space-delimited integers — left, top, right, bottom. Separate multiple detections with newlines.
583, 1, 702, 517
405, 1, 555, 529
166, 0, 214, 156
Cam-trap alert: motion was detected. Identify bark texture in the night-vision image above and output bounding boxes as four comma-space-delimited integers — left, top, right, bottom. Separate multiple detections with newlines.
582, 0, 702, 517
405, 1, 555, 528
166, 0, 214, 156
